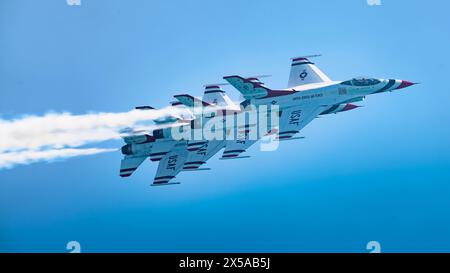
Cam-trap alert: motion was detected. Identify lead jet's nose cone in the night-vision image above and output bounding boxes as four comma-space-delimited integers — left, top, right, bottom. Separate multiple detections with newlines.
395, 80, 416, 90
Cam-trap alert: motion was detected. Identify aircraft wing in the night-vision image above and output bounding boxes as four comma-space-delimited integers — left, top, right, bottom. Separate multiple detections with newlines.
221, 139, 256, 159
277, 104, 328, 140
152, 141, 188, 185
220, 125, 257, 159
183, 140, 225, 170
120, 156, 147, 177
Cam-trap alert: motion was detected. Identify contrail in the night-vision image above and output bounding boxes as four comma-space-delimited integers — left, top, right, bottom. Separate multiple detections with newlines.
0, 107, 188, 169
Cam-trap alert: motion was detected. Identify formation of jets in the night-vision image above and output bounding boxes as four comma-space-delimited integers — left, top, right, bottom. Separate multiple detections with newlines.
119, 55, 417, 186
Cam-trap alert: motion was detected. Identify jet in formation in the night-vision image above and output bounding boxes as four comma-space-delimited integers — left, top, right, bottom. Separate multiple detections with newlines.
119, 55, 417, 186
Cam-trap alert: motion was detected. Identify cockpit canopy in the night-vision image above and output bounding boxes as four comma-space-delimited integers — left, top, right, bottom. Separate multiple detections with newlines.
341, 77, 381, 87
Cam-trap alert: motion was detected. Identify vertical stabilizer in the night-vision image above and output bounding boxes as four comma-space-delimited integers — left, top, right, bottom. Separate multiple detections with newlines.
288, 55, 331, 88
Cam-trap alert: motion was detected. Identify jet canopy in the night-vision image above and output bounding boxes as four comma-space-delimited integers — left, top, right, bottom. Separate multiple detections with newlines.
341, 77, 381, 87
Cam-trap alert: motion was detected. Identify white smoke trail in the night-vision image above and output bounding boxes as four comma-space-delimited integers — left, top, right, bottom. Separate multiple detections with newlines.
0, 107, 189, 169
0, 148, 117, 169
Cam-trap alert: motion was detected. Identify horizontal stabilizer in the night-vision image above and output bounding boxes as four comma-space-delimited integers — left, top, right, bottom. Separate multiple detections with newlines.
120, 156, 147, 177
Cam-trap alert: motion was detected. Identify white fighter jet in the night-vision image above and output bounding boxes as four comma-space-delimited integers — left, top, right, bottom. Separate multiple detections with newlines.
119, 55, 417, 186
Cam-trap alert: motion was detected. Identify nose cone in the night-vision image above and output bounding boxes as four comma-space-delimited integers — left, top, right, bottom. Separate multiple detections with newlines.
395, 80, 416, 90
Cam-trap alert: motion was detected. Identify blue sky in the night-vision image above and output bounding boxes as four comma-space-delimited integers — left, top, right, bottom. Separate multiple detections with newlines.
1, 0, 450, 252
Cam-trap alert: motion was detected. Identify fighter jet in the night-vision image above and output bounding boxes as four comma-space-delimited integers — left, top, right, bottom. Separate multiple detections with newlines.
119, 55, 417, 186
120, 85, 238, 183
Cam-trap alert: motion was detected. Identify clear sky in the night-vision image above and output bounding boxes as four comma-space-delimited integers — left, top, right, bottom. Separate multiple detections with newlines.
1, 0, 450, 252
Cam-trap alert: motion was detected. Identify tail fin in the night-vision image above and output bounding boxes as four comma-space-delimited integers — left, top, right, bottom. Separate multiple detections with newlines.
202, 85, 235, 106
223, 75, 270, 99
224, 75, 295, 99
173, 94, 212, 107
288, 55, 331, 88
170, 101, 184, 108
